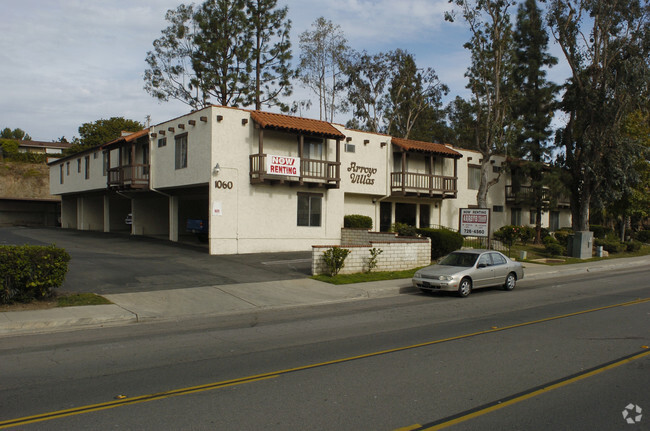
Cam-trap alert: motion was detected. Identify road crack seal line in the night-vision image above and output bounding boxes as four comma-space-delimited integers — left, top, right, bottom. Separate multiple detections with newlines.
1, 297, 648, 429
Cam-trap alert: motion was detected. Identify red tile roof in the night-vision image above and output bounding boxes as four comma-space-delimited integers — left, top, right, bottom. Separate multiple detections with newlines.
391, 137, 463, 159
250, 111, 345, 139
17, 140, 72, 149
103, 128, 150, 147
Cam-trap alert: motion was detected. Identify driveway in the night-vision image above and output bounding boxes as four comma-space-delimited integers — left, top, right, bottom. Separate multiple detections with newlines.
0, 227, 312, 294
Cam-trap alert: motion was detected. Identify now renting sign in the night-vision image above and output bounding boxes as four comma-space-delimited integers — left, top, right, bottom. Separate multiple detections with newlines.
267, 155, 300, 177
459, 208, 490, 238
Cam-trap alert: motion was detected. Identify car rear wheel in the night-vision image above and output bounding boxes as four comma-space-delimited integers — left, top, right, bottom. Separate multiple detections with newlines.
458, 278, 472, 298
504, 272, 516, 291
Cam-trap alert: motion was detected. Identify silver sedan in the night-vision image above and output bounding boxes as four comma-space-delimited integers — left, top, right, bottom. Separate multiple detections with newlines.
412, 249, 524, 297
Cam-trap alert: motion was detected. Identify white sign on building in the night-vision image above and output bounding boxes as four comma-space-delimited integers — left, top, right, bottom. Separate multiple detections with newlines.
267, 155, 300, 177
459, 208, 490, 237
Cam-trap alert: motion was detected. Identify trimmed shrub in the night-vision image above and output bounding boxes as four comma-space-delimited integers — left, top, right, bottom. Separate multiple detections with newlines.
626, 241, 642, 252
636, 230, 650, 243
594, 238, 625, 254
417, 228, 464, 260
392, 222, 417, 237
554, 229, 572, 246
322, 247, 351, 276
493, 225, 520, 248
545, 242, 564, 257
344, 214, 372, 229
0, 245, 70, 304
590, 224, 614, 239
518, 226, 536, 245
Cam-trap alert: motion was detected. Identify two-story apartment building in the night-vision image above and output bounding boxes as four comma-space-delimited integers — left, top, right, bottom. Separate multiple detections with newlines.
49, 105, 571, 255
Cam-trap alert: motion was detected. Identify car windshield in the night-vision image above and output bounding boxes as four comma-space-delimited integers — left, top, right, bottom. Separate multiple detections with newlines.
439, 252, 478, 267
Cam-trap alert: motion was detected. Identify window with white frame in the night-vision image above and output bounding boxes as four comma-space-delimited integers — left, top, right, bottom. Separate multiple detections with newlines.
302, 137, 323, 160
297, 193, 322, 227
175, 134, 188, 169
468, 165, 481, 190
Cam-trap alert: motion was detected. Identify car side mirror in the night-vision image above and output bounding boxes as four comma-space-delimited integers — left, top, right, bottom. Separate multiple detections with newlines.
478, 263, 487, 268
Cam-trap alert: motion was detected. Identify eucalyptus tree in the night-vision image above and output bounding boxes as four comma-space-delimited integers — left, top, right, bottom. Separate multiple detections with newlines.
298, 17, 351, 122
548, 0, 650, 232
446, 0, 516, 209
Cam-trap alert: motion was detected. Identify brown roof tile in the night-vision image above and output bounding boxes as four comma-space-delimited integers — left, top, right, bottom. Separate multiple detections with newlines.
250, 111, 345, 139
391, 137, 463, 159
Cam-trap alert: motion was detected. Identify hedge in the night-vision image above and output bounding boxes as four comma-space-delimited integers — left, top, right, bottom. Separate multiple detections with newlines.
636, 230, 650, 243
344, 214, 372, 229
417, 228, 464, 260
594, 238, 625, 254
0, 245, 70, 304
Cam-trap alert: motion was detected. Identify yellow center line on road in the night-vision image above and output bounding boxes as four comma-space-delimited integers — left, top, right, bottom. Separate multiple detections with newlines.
2, 297, 649, 429
402, 349, 650, 431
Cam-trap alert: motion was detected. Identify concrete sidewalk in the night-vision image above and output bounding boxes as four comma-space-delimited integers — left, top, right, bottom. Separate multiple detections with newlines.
1, 255, 648, 336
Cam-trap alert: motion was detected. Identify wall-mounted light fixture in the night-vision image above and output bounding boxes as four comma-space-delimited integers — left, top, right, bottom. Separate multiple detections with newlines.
213, 163, 221, 175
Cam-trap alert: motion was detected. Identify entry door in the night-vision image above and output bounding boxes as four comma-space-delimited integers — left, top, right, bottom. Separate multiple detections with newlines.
489, 252, 509, 285
474, 253, 494, 288
380, 202, 392, 232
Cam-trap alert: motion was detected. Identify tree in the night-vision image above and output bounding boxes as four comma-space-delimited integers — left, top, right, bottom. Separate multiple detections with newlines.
446, 0, 515, 209
1, 128, 32, 141
385, 50, 449, 140
64, 117, 144, 155
144, 0, 293, 110
510, 0, 559, 243
445, 96, 480, 150
548, 0, 650, 232
144, 4, 206, 109
298, 17, 351, 122
245, 0, 294, 111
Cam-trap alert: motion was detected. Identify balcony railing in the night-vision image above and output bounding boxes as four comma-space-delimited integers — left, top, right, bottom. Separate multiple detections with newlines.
506, 185, 570, 207
391, 172, 457, 197
249, 154, 340, 188
108, 164, 150, 190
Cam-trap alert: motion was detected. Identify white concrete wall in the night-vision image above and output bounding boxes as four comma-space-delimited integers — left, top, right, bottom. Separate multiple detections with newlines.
50, 149, 107, 195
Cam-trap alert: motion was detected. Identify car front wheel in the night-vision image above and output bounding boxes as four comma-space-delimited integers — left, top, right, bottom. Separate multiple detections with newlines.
504, 272, 516, 291
458, 278, 472, 298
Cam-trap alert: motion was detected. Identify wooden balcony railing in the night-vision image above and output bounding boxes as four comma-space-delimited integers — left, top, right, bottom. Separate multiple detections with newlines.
249, 154, 340, 188
108, 164, 150, 190
391, 172, 457, 197
506, 185, 570, 207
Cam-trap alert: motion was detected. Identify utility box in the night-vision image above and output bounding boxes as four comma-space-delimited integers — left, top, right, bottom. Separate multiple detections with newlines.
570, 231, 593, 259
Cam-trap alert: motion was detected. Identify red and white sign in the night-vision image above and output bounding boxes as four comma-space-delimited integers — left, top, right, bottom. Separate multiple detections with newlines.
267, 155, 300, 177
459, 208, 490, 237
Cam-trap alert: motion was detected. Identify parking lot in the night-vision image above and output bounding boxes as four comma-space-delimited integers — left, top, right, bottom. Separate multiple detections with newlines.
0, 227, 312, 294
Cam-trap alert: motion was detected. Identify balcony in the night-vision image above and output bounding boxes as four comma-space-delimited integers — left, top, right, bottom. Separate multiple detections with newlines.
249, 154, 340, 188
391, 172, 457, 198
108, 164, 150, 190
506, 185, 570, 208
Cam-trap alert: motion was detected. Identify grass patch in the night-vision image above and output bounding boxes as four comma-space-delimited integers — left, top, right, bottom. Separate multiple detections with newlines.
56, 293, 112, 307
312, 267, 422, 285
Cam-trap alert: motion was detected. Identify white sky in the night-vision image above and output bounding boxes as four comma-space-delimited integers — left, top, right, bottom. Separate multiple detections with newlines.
0, 0, 570, 142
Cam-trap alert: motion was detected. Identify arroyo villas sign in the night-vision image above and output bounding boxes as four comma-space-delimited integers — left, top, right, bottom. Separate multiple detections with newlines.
348, 162, 377, 185
267, 155, 300, 177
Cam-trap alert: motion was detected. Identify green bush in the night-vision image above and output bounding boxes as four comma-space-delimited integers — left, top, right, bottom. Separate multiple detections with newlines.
493, 225, 520, 248
392, 222, 417, 237
636, 230, 650, 243
0, 245, 70, 304
626, 241, 642, 252
594, 238, 625, 254
322, 247, 351, 276
417, 228, 464, 260
343, 214, 372, 229
554, 229, 572, 246
518, 226, 536, 245
590, 224, 614, 239
545, 242, 564, 257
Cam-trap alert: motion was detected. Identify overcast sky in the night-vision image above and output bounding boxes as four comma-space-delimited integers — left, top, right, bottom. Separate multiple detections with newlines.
1, 0, 569, 142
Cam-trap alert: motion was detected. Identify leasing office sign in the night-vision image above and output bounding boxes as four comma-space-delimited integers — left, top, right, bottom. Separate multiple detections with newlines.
459, 208, 490, 237
267, 155, 300, 177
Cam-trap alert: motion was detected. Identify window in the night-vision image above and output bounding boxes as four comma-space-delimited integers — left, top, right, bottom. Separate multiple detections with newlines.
492, 165, 501, 173
344, 142, 355, 153
302, 137, 323, 160
477, 254, 492, 267
175, 134, 188, 169
493, 205, 504, 213
77, 158, 81, 173
84, 156, 90, 179
60, 165, 64, 184
490, 253, 507, 265
529, 210, 537, 224
66, 162, 70, 176
468, 166, 481, 190
93, 151, 98, 159
550, 211, 560, 232
158, 137, 167, 148
419, 204, 430, 228
297, 193, 322, 227
511, 208, 522, 225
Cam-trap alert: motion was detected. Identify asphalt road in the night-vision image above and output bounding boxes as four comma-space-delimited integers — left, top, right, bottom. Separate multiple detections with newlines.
0, 227, 312, 294
1, 268, 648, 430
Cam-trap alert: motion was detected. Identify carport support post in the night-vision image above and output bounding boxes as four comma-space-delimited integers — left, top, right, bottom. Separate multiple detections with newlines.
169, 195, 179, 242
103, 195, 110, 233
